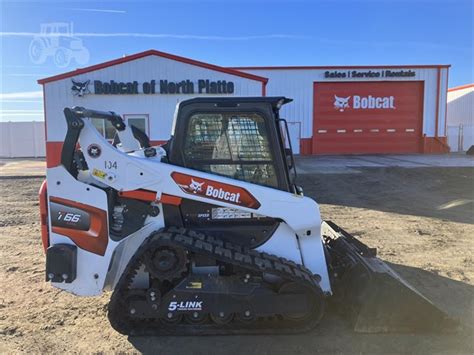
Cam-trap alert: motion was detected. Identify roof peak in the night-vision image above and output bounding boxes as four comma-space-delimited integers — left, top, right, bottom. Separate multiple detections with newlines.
38, 49, 268, 85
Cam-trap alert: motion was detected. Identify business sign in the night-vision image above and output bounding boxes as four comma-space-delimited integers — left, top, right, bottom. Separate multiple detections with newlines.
71, 79, 235, 96
324, 69, 416, 79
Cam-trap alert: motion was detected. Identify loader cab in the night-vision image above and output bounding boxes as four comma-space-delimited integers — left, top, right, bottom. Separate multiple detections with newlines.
166, 97, 296, 193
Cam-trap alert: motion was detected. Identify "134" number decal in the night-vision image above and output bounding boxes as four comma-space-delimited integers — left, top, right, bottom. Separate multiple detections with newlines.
104, 160, 118, 169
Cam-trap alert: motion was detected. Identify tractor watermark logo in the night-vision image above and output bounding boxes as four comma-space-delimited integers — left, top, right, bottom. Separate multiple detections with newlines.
334, 95, 396, 112
71, 79, 91, 97
334, 95, 350, 112
29, 22, 90, 68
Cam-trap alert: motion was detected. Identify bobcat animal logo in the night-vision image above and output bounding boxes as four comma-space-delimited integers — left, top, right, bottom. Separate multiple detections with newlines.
87, 144, 101, 158
71, 79, 90, 97
189, 179, 205, 193
334, 95, 351, 112
179, 179, 205, 194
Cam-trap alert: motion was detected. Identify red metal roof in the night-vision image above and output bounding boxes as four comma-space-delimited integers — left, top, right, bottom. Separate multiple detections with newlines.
228, 64, 451, 70
448, 83, 474, 92
38, 49, 268, 85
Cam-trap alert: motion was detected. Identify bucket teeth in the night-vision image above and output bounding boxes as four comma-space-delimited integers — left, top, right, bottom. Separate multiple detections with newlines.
323, 221, 458, 333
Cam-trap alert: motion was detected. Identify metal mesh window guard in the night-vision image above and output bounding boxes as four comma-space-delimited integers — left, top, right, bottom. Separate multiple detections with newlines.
184, 113, 278, 188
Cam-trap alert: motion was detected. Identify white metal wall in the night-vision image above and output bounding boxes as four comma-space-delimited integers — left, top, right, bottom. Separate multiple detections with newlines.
240, 67, 449, 142
447, 86, 473, 152
0, 121, 46, 157
43, 55, 264, 143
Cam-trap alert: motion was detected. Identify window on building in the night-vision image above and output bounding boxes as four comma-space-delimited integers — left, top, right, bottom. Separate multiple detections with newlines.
128, 117, 147, 133
183, 112, 278, 188
124, 115, 149, 136
92, 118, 116, 140
92, 115, 149, 140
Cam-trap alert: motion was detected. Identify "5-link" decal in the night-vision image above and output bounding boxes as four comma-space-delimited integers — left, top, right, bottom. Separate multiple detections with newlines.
168, 301, 203, 311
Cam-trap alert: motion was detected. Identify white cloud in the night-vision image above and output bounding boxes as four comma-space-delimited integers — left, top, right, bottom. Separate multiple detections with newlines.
0, 91, 43, 100
318, 38, 470, 52
0, 30, 467, 51
6, 73, 51, 77
68, 8, 127, 14
0, 31, 307, 41
3, 65, 43, 68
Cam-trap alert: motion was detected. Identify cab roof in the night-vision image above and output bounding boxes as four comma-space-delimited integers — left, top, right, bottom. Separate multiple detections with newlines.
178, 96, 293, 110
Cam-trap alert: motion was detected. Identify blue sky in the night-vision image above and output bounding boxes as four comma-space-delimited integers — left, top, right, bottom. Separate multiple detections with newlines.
0, 0, 472, 121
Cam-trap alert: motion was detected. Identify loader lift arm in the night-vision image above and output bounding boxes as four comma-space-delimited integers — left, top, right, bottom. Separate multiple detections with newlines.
61, 106, 151, 175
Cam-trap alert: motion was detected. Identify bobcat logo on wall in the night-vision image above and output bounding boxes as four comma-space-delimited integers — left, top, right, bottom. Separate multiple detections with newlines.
71, 79, 90, 97
334, 95, 351, 112
334, 94, 395, 111
171, 172, 261, 209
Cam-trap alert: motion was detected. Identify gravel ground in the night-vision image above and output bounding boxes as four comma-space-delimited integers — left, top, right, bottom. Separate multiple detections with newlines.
0, 167, 473, 354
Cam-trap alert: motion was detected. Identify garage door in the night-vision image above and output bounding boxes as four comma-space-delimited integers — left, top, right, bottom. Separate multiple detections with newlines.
312, 81, 424, 154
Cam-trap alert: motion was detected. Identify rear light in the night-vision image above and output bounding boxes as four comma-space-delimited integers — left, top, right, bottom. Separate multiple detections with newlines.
39, 180, 49, 253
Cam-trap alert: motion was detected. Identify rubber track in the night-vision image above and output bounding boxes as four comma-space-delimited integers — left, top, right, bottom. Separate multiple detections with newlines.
108, 227, 325, 335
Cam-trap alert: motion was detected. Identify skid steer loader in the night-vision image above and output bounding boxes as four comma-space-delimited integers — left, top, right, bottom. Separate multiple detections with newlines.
39, 97, 454, 335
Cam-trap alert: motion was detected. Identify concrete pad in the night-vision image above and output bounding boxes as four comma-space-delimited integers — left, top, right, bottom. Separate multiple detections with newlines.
295, 154, 474, 174
0, 158, 46, 177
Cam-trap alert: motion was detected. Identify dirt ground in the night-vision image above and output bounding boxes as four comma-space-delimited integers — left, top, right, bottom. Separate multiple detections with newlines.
0, 167, 473, 354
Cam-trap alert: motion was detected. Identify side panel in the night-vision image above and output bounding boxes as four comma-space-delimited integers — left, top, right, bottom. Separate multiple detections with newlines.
446, 86, 474, 152
46, 166, 164, 296
75, 119, 331, 293
256, 223, 302, 264
47, 167, 113, 295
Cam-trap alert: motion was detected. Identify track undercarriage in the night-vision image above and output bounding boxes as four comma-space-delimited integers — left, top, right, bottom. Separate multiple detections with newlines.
108, 228, 325, 335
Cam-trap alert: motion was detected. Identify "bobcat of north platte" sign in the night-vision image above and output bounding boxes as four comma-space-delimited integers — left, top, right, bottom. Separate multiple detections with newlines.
71, 79, 235, 97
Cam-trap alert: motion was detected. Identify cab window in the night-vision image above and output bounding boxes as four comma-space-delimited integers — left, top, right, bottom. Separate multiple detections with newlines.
183, 112, 278, 188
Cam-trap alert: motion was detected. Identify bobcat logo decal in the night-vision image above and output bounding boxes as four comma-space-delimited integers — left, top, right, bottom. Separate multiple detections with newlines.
334, 95, 351, 112
87, 144, 101, 158
172, 172, 261, 209
179, 179, 204, 193
71, 79, 90, 97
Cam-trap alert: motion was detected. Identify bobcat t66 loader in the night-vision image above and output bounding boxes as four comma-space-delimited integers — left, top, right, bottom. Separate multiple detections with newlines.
39, 97, 452, 335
